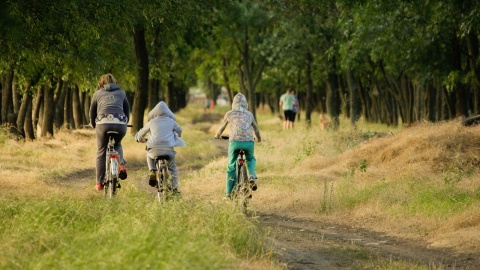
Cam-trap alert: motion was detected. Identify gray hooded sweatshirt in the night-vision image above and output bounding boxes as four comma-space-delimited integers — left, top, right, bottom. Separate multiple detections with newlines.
89, 83, 130, 127
215, 93, 261, 142
135, 101, 186, 150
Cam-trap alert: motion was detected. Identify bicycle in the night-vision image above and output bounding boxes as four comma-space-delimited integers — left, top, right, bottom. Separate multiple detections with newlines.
219, 135, 254, 214
86, 124, 129, 198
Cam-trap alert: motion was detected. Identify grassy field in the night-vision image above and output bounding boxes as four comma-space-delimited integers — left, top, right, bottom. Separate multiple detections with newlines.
1, 103, 479, 269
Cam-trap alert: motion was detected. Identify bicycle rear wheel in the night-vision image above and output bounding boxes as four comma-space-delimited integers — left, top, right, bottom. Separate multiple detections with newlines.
156, 161, 168, 203
236, 164, 249, 214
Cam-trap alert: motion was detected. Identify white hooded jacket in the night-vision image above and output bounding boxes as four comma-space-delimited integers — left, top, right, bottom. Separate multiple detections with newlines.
135, 101, 186, 149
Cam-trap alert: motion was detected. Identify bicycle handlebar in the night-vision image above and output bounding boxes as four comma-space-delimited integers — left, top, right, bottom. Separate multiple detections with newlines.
84, 124, 133, 128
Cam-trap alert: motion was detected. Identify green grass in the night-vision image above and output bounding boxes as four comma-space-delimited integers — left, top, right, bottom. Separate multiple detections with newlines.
0, 190, 268, 269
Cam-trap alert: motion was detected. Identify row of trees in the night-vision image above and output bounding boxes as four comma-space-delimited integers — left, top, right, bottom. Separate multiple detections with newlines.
1, 0, 480, 139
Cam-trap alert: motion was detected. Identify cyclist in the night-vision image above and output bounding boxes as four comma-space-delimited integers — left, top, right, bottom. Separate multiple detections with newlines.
89, 73, 130, 191
134, 101, 186, 193
214, 93, 262, 199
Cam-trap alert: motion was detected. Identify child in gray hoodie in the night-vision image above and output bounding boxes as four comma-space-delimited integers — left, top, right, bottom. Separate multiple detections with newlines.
135, 101, 186, 191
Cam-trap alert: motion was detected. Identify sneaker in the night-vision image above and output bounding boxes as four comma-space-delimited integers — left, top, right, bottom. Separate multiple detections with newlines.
223, 194, 232, 201
172, 189, 181, 196
148, 170, 157, 187
119, 165, 127, 180
249, 176, 258, 191
95, 183, 104, 191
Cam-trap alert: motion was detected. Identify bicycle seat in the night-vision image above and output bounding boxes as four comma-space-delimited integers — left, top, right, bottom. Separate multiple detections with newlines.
155, 155, 170, 161
107, 131, 119, 135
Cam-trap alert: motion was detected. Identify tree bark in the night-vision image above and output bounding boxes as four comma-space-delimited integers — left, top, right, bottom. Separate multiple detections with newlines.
24, 101, 35, 141
41, 83, 55, 138
1, 69, 15, 125
63, 86, 73, 129
33, 85, 44, 135
16, 81, 34, 137
132, 25, 149, 133
347, 69, 360, 127
305, 52, 314, 125
72, 84, 84, 128
54, 79, 66, 129
326, 58, 341, 129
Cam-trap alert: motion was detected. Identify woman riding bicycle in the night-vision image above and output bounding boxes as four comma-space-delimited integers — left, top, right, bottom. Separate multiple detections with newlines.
214, 93, 262, 199
89, 73, 130, 191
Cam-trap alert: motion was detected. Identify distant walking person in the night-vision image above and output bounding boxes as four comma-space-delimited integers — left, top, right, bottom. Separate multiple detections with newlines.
89, 74, 130, 191
279, 88, 296, 130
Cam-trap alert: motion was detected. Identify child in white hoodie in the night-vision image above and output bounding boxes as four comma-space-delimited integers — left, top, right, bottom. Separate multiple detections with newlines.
135, 101, 186, 191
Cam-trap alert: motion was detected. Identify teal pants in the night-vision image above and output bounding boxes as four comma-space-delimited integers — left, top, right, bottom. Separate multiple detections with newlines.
226, 141, 257, 195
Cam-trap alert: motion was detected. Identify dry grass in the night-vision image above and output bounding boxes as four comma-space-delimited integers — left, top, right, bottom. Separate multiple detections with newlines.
2, 105, 480, 258
191, 107, 480, 254
248, 119, 480, 253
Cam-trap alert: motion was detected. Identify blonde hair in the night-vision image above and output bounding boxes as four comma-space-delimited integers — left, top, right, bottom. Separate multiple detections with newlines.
97, 73, 117, 89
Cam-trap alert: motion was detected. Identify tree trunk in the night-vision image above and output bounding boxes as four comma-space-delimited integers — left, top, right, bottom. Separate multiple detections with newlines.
41, 83, 55, 138
148, 78, 160, 111
54, 79, 66, 129
242, 24, 257, 120
427, 82, 437, 122
132, 25, 149, 133
347, 69, 360, 127
82, 91, 91, 125
16, 82, 34, 137
1, 69, 15, 126
451, 35, 468, 117
305, 52, 314, 125
63, 86, 73, 129
24, 101, 35, 141
222, 57, 234, 104
72, 84, 84, 128
33, 85, 44, 135
326, 58, 341, 129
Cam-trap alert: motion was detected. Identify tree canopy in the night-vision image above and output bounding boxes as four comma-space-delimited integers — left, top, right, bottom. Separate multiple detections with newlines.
2, 0, 480, 138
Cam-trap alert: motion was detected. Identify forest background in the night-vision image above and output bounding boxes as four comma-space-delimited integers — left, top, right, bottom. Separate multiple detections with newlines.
1, 0, 480, 139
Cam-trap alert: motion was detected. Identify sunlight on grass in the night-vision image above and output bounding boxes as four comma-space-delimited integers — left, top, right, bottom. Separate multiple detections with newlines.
0, 191, 269, 269
2, 104, 480, 268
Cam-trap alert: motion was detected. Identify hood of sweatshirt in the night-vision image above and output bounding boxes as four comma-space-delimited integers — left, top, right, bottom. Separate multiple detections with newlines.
102, 83, 121, 91
232, 93, 248, 111
148, 101, 176, 121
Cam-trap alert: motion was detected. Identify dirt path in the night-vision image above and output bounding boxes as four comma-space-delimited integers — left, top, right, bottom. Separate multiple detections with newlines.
129, 112, 478, 269
203, 114, 478, 269
257, 213, 479, 269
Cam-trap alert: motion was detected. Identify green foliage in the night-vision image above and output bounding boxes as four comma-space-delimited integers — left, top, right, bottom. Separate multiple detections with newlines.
359, 159, 368, 172
337, 178, 389, 209
403, 186, 480, 218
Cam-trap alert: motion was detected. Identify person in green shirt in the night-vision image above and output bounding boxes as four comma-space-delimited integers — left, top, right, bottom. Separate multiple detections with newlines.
279, 88, 297, 130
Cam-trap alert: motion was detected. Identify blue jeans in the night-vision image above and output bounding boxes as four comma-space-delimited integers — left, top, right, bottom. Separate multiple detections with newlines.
226, 141, 257, 195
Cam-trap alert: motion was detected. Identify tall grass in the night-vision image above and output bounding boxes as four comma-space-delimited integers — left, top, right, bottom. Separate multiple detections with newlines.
0, 190, 269, 269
